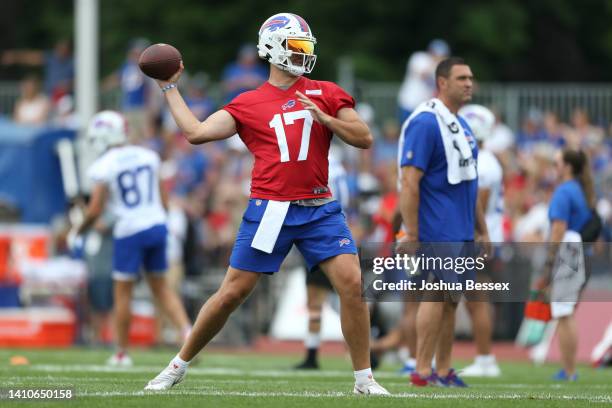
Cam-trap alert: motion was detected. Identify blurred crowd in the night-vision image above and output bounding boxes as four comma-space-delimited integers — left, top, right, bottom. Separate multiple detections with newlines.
1, 38, 612, 252
2, 39, 76, 128
1, 39, 611, 344
3, 38, 611, 257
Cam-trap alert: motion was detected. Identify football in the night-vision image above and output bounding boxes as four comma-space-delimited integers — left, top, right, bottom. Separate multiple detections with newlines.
138, 43, 182, 80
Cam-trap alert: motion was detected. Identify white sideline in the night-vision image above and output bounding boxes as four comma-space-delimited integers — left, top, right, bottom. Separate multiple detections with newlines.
74, 390, 612, 402
10, 364, 612, 403
27, 364, 376, 378
6, 375, 612, 390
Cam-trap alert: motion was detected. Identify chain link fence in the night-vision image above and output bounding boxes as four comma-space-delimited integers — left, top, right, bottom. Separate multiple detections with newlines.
2, 80, 612, 131
357, 81, 612, 130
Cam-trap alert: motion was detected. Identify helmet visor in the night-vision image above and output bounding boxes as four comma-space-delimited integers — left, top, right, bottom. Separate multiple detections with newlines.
287, 38, 315, 55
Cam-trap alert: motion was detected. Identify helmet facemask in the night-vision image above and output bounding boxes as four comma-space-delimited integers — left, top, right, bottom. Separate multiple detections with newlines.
283, 37, 317, 76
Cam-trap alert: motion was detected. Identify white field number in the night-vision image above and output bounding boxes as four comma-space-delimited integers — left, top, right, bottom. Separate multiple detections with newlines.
269, 110, 313, 162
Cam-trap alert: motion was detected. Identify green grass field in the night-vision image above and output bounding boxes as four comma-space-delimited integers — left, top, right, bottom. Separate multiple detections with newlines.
1, 348, 611, 407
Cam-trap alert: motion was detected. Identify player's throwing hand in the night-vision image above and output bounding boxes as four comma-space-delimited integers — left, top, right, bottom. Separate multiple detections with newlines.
296, 90, 332, 126
156, 61, 185, 89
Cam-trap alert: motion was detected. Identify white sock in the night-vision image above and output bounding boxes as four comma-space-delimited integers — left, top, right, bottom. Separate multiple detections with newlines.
181, 325, 192, 341
171, 354, 190, 370
354, 368, 373, 386
476, 354, 495, 365
398, 346, 410, 362
304, 332, 321, 349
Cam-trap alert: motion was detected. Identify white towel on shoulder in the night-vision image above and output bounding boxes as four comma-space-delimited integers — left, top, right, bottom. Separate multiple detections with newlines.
406, 98, 477, 185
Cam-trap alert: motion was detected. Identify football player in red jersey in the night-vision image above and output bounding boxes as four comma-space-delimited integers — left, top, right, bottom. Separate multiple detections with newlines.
145, 13, 389, 395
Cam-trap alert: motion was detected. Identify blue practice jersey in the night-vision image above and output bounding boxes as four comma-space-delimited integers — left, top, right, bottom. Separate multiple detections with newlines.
399, 111, 478, 242
120, 62, 148, 110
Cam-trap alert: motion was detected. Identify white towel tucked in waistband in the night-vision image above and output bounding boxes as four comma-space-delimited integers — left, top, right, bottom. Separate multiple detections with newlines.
251, 200, 290, 254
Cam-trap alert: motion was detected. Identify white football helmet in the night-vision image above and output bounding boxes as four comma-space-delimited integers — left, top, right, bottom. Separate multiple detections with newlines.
257, 13, 317, 76
459, 104, 495, 142
87, 110, 128, 153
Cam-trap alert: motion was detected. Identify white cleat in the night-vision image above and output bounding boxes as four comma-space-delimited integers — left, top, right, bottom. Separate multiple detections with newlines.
353, 380, 391, 395
144, 362, 187, 391
106, 353, 133, 367
461, 356, 501, 377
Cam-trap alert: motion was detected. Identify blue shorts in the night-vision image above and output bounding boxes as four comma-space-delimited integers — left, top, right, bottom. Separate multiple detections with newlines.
88, 276, 113, 312
230, 199, 357, 273
416, 242, 477, 284
112, 224, 168, 280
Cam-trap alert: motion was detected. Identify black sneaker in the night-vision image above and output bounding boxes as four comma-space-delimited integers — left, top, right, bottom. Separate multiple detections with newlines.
294, 359, 319, 369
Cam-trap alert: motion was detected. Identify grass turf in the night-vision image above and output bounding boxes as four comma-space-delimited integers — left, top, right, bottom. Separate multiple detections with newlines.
1, 348, 611, 407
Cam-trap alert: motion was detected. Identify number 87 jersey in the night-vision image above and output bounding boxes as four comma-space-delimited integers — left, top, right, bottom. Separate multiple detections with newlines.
87, 145, 166, 238
224, 76, 355, 201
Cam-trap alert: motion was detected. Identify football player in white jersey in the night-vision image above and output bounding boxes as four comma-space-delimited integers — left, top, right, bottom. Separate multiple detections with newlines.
458, 104, 503, 377
72, 110, 191, 366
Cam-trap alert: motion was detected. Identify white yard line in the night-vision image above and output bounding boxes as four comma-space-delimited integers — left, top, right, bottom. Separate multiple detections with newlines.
8, 364, 612, 403
7, 373, 612, 390
75, 389, 612, 402
25, 364, 361, 378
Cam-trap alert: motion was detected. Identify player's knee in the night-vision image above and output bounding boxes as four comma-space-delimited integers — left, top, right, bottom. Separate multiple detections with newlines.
148, 282, 165, 298
335, 274, 362, 299
216, 288, 248, 311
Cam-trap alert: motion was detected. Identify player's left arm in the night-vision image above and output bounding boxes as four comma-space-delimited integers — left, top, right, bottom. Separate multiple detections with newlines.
540, 219, 567, 288
295, 91, 372, 149
475, 193, 491, 256
159, 180, 169, 212
478, 187, 491, 214
76, 183, 108, 236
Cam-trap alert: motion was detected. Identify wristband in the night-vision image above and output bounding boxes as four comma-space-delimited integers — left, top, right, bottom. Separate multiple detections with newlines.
161, 83, 177, 93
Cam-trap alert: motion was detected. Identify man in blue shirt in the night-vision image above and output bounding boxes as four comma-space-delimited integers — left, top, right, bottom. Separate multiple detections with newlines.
103, 39, 157, 142
2, 39, 74, 97
398, 57, 490, 387
221, 44, 268, 102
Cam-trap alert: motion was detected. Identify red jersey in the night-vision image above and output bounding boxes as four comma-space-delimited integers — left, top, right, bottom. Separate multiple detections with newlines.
223, 76, 354, 201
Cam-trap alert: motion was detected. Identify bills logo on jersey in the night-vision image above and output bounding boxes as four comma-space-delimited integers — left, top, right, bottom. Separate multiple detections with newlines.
339, 238, 351, 247
261, 16, 290, 32
281, 100, 296, 110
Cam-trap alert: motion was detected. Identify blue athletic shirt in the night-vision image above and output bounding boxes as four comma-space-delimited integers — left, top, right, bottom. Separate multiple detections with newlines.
399, 111, 478, 242
548, 179, 591, 232
120, 62, 148, 110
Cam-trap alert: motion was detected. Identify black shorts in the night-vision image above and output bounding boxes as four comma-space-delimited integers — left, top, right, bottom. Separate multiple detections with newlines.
306, 265, 334, 290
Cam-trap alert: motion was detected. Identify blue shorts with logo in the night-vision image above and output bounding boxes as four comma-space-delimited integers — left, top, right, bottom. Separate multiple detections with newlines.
230, 199, 357, 273
112, 224, 168, 280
